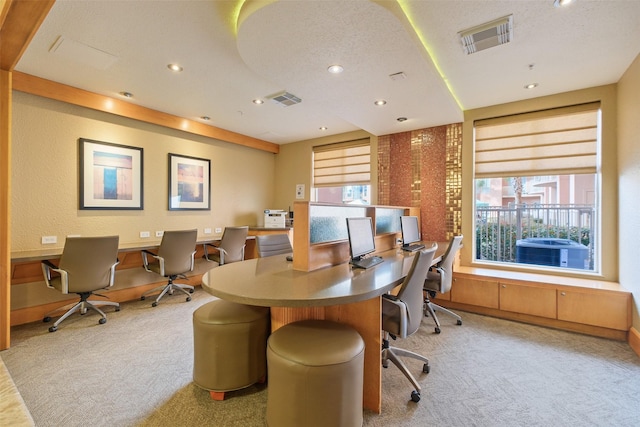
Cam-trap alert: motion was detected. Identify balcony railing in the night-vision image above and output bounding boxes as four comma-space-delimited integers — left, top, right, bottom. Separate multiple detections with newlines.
476, 204, 595, 269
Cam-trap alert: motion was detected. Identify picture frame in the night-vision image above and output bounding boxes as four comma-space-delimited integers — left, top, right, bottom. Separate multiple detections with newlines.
168, 153, 211, 211
79, 138, 143, 210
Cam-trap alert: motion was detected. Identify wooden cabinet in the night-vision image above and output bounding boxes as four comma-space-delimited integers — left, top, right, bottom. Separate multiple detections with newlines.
557, 289, 631, 330
448, 268, 632, 339
450, 276, 499, 309
499, 282, 556, 319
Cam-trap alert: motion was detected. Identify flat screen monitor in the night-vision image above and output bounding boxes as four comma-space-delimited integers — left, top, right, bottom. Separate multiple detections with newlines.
346, 217, 376, 261
400, 215, 421, 246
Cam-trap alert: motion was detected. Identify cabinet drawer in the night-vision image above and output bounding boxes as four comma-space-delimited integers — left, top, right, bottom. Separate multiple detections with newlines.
557, 290, 631, 330
451, 276, 499, 308
499, 283, 556, 318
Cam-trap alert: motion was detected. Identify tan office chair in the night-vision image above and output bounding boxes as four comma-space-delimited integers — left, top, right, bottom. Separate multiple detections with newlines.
255, 233, 292, 258
203, 226, 248, 264
382, 245, 437, 402
423, 235, 463, 333
141, 229, 197, 306
41, 236, 120, 332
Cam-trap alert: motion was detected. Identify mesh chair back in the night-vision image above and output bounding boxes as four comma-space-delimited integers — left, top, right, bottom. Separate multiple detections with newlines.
256, 234, 292, 257
157, 229, 197, 276
219, 226, 248, 263
395, 245, 437, 336
58, 236, 119, 293
435, 235, 463, 293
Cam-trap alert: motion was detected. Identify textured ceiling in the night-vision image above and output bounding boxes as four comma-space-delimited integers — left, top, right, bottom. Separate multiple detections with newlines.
15, 0, 640, 145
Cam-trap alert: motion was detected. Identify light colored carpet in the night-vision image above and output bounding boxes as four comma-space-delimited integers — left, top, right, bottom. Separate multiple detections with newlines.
1, 288, 639, 426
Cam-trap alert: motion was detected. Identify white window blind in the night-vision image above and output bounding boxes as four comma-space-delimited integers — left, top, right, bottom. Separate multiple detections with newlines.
313, 139, 371, 187
474, 102, 600, 178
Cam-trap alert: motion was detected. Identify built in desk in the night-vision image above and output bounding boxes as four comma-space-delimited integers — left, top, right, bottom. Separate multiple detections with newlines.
201, 244, 445, 414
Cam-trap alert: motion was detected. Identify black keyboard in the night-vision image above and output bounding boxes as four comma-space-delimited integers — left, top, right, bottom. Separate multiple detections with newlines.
351, 256, 384, 269
402, 244, 425, 252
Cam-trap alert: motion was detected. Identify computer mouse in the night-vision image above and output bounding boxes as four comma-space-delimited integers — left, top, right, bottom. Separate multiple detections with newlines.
286, 255, 293, 262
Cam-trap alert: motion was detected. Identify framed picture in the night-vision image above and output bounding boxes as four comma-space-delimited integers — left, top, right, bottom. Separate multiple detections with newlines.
168, 153, 211, 210
79, 138, 143, 210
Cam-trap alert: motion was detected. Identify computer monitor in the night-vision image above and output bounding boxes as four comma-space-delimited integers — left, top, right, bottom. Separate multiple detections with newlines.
346, 217, 376, 261
400, 215, 421, 247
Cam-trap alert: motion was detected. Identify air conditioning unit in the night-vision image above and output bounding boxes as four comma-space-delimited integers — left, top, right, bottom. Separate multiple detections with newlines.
458, 15, 513, 55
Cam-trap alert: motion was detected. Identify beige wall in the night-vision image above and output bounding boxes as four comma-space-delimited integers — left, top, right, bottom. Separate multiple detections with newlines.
273, 130, 377, 210
618, 53, 640, 330
11, 91, 276, 253
462, 85, 619, 282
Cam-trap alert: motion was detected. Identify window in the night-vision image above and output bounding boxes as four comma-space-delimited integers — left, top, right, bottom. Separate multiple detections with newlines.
313, 139, 371, 205
473, 103, 600, 272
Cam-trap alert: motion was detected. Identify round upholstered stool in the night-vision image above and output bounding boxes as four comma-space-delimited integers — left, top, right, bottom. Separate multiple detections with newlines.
193, 299, 270, 400
266, 319, 365, 427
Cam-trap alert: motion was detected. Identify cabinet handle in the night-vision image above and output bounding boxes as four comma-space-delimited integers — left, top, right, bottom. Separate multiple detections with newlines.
501, 284, 506, 288
560, 292, 566, 296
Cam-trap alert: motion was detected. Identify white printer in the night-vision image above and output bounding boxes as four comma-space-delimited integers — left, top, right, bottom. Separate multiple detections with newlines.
264, 209, 287, 228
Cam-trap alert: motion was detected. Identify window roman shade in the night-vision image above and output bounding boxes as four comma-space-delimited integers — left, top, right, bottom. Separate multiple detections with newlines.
313, 139, 371, 187
474, 102, 600, 178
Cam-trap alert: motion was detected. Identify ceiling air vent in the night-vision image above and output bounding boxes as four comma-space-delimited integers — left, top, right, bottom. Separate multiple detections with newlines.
458, 15, 513, 55
268, 91, 302, 107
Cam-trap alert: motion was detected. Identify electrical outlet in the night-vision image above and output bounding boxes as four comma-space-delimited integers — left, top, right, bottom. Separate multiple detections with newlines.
204, 228, 212, 234
140, 231, 150, 238
155, 231, 164, 238
214, 227, 222, 233
41, 236, 57, 244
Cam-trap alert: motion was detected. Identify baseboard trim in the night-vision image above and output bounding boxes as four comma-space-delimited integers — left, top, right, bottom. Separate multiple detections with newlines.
629, 327, 640, 358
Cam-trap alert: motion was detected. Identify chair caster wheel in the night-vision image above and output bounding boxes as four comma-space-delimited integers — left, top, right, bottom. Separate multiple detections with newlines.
189, 288, 195, 293
152, 302, 158, 307
140, 296, 146, 301
43, 316, 52, 323
186, 297, 192, 302
115, 306, 121, 312
457, 320, 462, 325
49, 326, 57, 332
435, 327, 441, 334
411, 391, 421, 402
99, 318, 107, 325
423, 364, 430, 374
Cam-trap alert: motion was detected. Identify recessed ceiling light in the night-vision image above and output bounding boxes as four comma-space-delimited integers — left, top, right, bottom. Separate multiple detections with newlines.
253, 99, 264, 105
119, 91, 133, 98
524, 83, 538, 89
374, 100, 387, 106
167, 63, 183, 72
397, 117, 407, 122
200, 116, 210, 121
327, 64, 344, 74
319, 126, 328, 131
554, 0, 574, 7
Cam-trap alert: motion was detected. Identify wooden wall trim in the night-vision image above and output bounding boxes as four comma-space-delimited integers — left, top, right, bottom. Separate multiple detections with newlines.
0, 0, 54, 70
0, 69, 11, 350
11, 71, 280, 154
630, 327, 640, 358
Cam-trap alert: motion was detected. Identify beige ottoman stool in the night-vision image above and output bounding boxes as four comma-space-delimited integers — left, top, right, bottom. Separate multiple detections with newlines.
193, 299, 270, 400
266, 319, 365, 427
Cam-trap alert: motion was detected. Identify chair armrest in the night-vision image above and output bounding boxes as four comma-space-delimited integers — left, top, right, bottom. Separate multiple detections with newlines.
141, 249, 164, 275
203, 243, 227, 264
41, 260, 69, 293
107, 258, 120, 287
382, 295, 408, 338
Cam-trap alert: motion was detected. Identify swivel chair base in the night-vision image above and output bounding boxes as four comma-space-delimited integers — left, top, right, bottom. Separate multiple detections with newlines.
141, 275, 194, 307
381, 333, 430, 402
43, 291, 120, 332
424, 293, 463, 334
